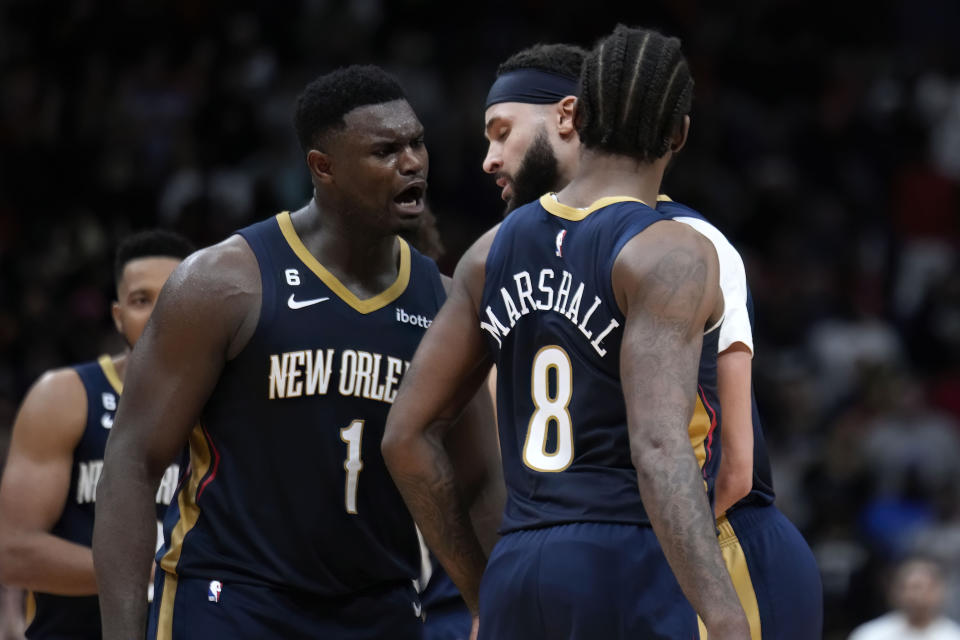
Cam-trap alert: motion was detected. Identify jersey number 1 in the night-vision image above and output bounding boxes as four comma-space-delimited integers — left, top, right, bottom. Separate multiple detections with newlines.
523, 346, 574, 472
340, 419, 364, 514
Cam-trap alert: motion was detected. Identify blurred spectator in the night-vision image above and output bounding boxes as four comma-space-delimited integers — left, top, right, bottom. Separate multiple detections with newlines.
848, 555, 960, 639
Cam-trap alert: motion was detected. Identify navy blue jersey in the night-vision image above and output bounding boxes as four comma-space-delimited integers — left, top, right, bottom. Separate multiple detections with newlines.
744, 288, 775, 506
480, 195, 721, 533
26, 356, 180, 639
656, 198, 775, 507
158, 212, 446, 598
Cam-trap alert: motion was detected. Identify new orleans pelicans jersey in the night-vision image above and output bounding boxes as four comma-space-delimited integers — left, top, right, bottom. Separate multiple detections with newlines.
157, 212, 446, 598
25, 357, 180, 639
480, 195, 721, 533
657, 198, 775, 507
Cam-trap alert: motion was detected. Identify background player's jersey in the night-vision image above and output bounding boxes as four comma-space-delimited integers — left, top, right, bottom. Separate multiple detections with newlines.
158, 212, 446, 597
657, 198, 776, 507
26, 356, 180, 638
480, 195, 721, 533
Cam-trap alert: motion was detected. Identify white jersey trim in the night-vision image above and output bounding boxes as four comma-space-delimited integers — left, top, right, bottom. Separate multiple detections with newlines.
673, 216, 754, 355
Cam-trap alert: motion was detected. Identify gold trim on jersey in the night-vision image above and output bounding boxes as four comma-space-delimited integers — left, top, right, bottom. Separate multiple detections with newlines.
538, 193, 650, 221
24, 590, 35, 626
158, 424, 212, 574
156, 571, 178, 640
689, 395, 711, 470
698, 516, 762, 640
656, 194, 673, 202
97, 354, 123, 394
276, 211, 411, 314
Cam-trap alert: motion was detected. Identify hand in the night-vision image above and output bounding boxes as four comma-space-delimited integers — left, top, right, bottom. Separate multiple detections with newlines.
469, 614, 479, 640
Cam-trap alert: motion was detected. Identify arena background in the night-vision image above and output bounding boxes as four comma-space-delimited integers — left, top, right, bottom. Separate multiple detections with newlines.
0, 1, 958, 637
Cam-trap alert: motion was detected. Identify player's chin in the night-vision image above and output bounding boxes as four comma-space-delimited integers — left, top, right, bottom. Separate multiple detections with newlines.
389, 200, 424, 227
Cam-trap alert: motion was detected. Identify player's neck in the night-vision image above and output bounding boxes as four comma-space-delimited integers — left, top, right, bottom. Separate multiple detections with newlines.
290, 201, 401, 290
557, 149, 664, 208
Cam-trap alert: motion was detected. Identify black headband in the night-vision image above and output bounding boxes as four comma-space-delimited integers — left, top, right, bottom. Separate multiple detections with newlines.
484, 69, 579, 109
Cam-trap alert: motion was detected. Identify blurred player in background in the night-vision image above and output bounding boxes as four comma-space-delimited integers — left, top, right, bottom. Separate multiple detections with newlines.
481, 36, 823, 640
384, 25, 749, 639
0, 230, 194, 639
93, 64, 498, 640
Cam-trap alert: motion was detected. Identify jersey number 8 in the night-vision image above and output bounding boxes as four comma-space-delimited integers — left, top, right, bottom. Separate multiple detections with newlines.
522, 346, 574, 472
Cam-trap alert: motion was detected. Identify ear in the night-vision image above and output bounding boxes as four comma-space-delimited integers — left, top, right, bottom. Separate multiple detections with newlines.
557, 96, 578, 137
572, 100, 584, 134
670, 114, 690, 153
307, 149, 334, 184
111, 301, 123, 334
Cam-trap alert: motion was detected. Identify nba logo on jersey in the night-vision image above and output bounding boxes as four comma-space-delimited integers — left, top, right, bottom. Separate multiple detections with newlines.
555, 229, 567, 257
207, 580, 222, 603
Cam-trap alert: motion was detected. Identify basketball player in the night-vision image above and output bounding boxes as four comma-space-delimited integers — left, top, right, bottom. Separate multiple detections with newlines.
480, 41, 822, 639
93, 65, 497, 639
0, 230, 194, 639
384, 25, 750, 639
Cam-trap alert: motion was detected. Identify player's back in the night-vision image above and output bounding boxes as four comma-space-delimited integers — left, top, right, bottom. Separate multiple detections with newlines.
158, 212, 446, 599
480, 194, 721, 533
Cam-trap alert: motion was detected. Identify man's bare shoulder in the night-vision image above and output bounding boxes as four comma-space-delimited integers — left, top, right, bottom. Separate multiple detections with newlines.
164, 235, 260, 306
460, 224, 502, 275
11, 367, 87, 449
147, 233, 262, 357
454, 224, 502, 301
612, 219, 720, 323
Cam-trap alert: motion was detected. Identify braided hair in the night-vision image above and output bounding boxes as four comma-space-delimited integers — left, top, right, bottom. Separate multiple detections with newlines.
577, 25, 693, 162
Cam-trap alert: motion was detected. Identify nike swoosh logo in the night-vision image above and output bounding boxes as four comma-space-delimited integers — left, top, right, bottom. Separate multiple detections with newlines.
287, 294, 330, 309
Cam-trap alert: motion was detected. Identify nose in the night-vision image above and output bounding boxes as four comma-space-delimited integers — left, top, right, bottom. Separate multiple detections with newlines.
482, 142, 501, 175
399, 145, 427, 176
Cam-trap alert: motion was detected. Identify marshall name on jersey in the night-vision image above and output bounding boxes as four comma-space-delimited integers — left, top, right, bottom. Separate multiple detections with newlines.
480, 267, 621, 357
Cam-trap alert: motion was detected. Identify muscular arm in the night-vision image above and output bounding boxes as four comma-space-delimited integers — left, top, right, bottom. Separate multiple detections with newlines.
613, 221, 748, 636
713, 343, 754, 516
436, 275, 504, 555
383, 228, 498, 614
0, 370, 96, 594
93, 237, 259, 639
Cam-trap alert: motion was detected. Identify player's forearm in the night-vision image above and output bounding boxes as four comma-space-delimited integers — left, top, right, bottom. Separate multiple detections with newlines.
0, 532, 96, 595
713, 456, 753, 517
633, 440, 747, 633
93, 458, 160, 639
383, 429, 488, 613
467, 471, 505, 556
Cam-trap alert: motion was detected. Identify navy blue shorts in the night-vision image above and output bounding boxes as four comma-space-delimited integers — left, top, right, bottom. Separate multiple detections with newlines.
146, 569, 424, 639
478, 522, 698, 640
720, 503, 823, 640
424, 599, 472, 640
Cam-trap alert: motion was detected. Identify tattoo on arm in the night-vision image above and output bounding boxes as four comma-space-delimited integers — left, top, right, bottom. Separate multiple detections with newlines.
622, 241, 745, 629
390, 430, 488, 613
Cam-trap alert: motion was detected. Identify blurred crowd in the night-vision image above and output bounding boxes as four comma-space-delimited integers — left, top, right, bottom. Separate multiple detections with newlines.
0, 1, 958, 637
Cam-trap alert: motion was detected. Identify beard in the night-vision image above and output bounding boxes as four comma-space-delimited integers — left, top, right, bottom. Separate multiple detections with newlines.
505, 128, 562, 215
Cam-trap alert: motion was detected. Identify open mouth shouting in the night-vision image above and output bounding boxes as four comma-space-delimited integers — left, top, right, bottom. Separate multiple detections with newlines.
393, 181, 426, 217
